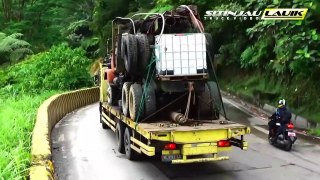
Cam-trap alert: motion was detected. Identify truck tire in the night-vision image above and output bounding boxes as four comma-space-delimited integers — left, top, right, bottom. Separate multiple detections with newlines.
136, 34, 151, 73
207, 81, 221, 119
122, 82, 132, 116
124, 127, 139, 160
197, 82, 219, 120
144, 86, 156, 117
205, 33, 214, 75
116, 121, 125, 153
205, 33, 214, 61
129, 83, 143, 121
107, 84, 118, 105
121, 34, 138, 74
116, 35, 125, 73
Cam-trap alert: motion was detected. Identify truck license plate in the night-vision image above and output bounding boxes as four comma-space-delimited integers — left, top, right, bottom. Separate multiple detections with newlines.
161, 155, 181, 162
288, 132, 296, 137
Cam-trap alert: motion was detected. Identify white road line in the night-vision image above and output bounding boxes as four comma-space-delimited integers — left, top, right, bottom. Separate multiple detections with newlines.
253, 125, 269, 134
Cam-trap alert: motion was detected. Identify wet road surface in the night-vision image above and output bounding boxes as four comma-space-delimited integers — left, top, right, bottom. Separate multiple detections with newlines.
52, 101, 320, 180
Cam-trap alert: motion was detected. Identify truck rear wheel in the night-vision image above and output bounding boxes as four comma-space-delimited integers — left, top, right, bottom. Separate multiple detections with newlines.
122, 82, 132, 116
144, 86, 156, 117
129, 83, 143, 121
197, 82, 219, 120
115, 121, 125, 153
124, 127, 139, 160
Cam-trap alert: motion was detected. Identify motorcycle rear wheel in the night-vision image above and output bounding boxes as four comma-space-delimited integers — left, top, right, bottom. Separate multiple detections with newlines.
284, 141, 292, 151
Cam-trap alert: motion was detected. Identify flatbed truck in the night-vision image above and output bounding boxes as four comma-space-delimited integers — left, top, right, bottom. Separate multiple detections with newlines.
98, 5, 250, 164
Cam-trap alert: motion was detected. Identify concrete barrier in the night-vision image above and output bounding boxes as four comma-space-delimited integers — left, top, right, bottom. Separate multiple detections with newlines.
262, 104, 276, 114
295, 116, 309, 129
29, 87, 99, 180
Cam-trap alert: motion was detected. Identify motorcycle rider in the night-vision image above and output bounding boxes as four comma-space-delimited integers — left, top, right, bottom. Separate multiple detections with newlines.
268, 99, 292, 141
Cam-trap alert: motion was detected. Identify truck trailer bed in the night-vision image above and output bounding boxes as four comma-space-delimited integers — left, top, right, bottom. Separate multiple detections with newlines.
138, 120, 246, 132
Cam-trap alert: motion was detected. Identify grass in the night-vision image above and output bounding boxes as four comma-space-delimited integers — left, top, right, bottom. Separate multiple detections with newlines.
309, 129, 320, 137
0, 91, 60, 179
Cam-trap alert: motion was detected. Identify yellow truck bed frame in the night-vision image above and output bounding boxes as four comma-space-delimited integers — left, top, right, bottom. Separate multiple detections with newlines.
101, 102, 250, 164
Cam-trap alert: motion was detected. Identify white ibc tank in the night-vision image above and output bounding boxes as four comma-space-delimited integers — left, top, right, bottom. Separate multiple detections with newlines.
155, 33, 207, 76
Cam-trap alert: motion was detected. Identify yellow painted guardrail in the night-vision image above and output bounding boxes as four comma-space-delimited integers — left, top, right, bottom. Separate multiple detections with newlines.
29, 87, 99, 180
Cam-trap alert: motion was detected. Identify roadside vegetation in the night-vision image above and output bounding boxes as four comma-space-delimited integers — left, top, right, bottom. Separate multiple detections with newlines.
0, 44, 92, 179
0, 0, 320, 178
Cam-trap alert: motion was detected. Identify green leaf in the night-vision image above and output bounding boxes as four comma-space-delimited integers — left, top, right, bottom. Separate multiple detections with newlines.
305, 53, 311, 58
312, 30, 317, 35
312, 35, 318, 41
295, 21, 302, 26
296, 49, 305, 54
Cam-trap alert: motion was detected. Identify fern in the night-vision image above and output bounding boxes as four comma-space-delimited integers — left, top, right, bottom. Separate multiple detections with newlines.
0, 32, 33, 64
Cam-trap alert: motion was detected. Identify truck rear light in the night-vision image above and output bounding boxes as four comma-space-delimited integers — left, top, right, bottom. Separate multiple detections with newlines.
164, 143, 177, 150
217, 140, 231, 147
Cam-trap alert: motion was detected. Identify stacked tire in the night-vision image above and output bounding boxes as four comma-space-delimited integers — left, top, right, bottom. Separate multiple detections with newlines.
120, 33, 155, 121
121, 34, 138, 74
120, 34, 151, 75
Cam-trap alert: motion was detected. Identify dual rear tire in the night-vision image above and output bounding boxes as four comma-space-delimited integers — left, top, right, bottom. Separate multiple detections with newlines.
116, 121, 139, 160
122, 83, 156, 121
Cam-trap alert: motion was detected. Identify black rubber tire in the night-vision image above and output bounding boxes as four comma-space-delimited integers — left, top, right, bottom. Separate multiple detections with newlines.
116, 121, 126, 154
136, 34, 151, 73
116, 35, 125, 73
284, 140, 292, 151
204, 33, 215, 76
197, 82, 220, 120
205, 33, 214, 62
122, 82, 132, 116
121, 34, 138, 74
124, 127, 139, 160
207, 81, 221, 118
144, 86, 156, 117
107, 84, 118, 105
129, 83, 143, 121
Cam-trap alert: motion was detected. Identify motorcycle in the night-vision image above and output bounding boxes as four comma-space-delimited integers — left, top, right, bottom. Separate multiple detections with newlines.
269, 122, 297, 151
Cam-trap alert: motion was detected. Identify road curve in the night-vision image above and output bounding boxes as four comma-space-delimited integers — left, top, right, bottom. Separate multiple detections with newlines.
52, 102, 320, 180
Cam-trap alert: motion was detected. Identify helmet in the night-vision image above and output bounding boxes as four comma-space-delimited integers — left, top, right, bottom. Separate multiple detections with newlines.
278, 99, 286, 108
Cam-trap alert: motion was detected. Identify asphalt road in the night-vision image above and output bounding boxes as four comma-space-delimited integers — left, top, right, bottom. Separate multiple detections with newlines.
52, 101, 320, 180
